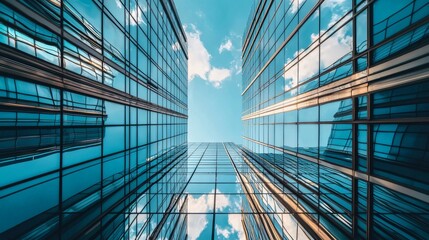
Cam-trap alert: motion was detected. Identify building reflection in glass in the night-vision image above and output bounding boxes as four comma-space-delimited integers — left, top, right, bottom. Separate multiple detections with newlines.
0, 0, 188, 238
242, 0, 429, 239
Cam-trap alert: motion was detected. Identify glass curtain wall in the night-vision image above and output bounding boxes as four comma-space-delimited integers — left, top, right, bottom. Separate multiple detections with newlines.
241, 0, 429, 239
0, 0, 188, 238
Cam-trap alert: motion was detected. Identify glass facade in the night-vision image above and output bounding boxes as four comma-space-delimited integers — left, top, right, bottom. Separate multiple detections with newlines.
0, 0, 188, 238
1, 0, 429, 239
242, 0, 429, 239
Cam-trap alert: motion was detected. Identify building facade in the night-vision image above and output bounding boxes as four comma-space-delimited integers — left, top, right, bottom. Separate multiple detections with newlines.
0, 0, 188, 238
241, 0, 429, 239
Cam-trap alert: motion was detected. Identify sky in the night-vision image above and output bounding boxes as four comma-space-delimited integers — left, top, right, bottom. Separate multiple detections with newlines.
174, 0, 254, 144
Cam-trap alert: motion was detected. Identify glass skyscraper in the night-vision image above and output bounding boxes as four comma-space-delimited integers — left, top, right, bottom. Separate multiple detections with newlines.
0, 0, 188, 238
1, 0, 429, 239
241, 0, 429, 239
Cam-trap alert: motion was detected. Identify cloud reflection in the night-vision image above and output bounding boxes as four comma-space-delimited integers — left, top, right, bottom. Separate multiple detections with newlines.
187, 189, 230, 240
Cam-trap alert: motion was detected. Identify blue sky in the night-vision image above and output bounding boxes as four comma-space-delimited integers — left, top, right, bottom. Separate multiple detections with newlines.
175, 0, 254, 143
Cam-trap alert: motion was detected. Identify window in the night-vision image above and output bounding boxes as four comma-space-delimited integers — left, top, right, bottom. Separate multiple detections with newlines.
373, 124, 429, 192
320, 99, 353, 122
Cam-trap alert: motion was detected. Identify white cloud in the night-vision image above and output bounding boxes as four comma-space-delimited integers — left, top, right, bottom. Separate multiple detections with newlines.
208, 67, 231, 88
216, 225, 232, 238
215, 214, 245, 240
187, 213, 208, 240
322, 0, 347, 9
185, 24, 234, 88
186, 24, 212, 81
228, 214, 246, 240
290, 0, 301, 14
187, 190, 231, 240
172, 41, 180, 51
320, 26, 352, 70
283, 2, 352, 91
130, 6, 145, 25
115, 0, 122, 9
219, 39, 233, 53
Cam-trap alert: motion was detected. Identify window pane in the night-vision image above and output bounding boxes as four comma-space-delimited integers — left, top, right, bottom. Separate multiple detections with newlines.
320, 124, 352, 168
373, 124, 429, 193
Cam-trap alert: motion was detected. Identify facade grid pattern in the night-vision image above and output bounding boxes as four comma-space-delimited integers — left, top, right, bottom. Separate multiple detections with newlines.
241, 0, 429, 239
0, 0, 188, 238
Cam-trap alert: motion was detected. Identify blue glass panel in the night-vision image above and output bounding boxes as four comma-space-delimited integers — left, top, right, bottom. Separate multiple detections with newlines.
372, 184, 429, 239
64, 0, 102, 52
104, 64, 125, 92
356, 10, 367, 53
298, 105, 318, 122
373, 0, 427, 44
373, 124, 429, 193
103, 126, 125, 155
320, 99, 353, 122
298, 124, 318, 157
62, 161, 101, 207
63, 40, 103, 82
357, 180, 367, 238
372, 22, 429, 63
0, 174, 59, 235
357, 124, 367, 172
356, 55, 367, 72
104, 101, 125, 125
320, 124, 352, 168
0, 3, 61, 65
320, 22, 353, 73
373, 81, 429, 119
103, 15, 125, 65
319, 62, 353, 86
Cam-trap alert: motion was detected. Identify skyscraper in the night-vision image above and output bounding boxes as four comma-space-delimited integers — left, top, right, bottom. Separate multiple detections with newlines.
0, 0, 188, 238
241, 0, 429, 238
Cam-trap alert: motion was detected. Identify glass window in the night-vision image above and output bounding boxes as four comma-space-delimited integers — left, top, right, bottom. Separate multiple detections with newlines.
65, 0, 101, 31
373, 81, 429, 119
64, 0, 102, 52
356, 10, 367, 53
105, 101, 125, 125
372, 0, 420, 45
62, 161, 101, 204
298, 105, 318, 122
298, 78, 318, 94
320, 0, 352, 32
298, 124, 318, 157
104, 0, 125, 26
299, 0, 318, 21
284, 110, 298, 123
372, 184, 429, 239
104, 64, 125, 92
373, 22, 429, 63
357, 95, 367, 119
284, 124, 298, 152
373, 124, 429, 193
63, 40, 103, 82
104, 126, 125, 155
298, 10, 319, 51
356, 55, 367, 72
319, 124, 352, 168
320, 21, 353, 73
0, 174, 59, 234
0, 3, 61, 65
319, 165, 352, 237
103, 15, 125, 64
103, 153, 125, 181
319, 61, 353, 86
320, 99, 353, 121
357, 124, 367, 172
299, 47, 319, 83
